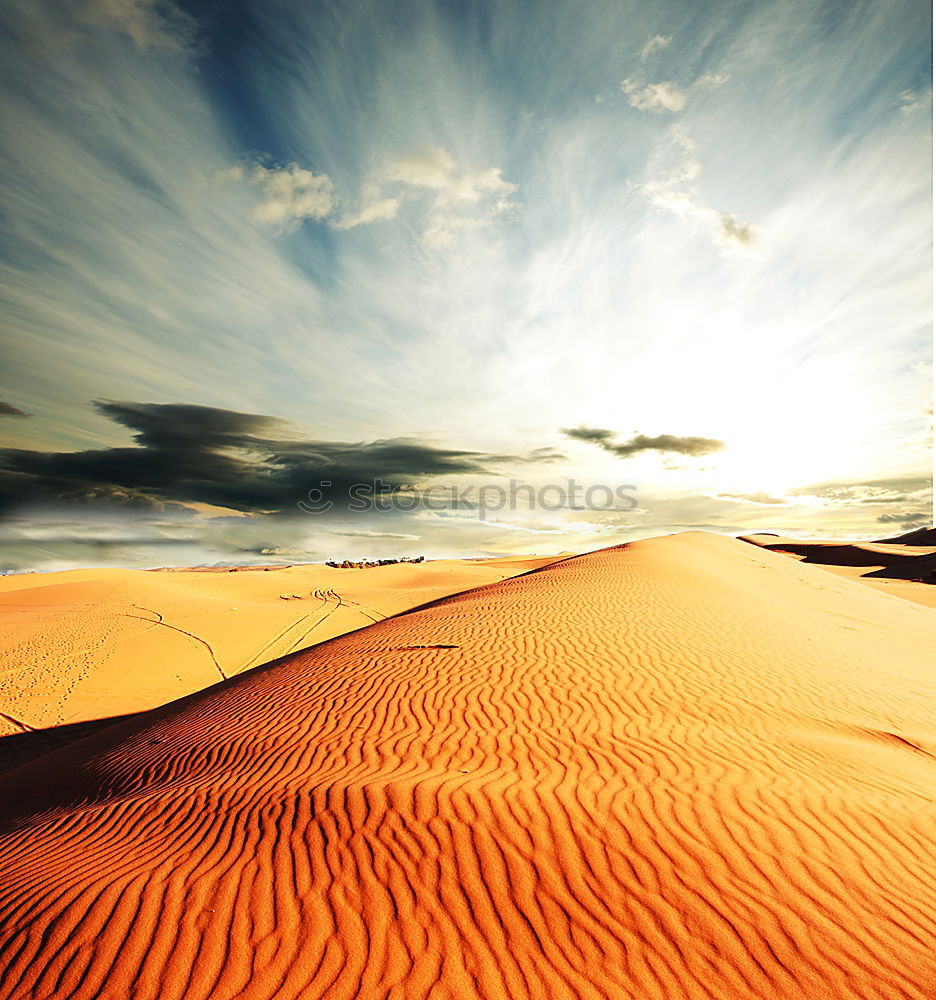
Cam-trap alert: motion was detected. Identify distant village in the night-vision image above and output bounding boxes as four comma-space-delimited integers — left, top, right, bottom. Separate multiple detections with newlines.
325, 556, 426, 569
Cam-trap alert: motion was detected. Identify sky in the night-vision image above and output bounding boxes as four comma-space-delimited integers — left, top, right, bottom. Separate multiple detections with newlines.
0, 0, 932, 570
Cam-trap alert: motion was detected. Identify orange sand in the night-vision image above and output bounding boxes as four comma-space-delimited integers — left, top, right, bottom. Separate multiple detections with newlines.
0, 532, 933, 999
0, 555, 562, 741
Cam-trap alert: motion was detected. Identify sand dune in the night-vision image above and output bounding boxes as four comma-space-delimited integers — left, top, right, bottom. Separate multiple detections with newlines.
0, 532, 934, 999
878, 527, 936, 546
742, 531, 936, 607
0, 555, 562, 749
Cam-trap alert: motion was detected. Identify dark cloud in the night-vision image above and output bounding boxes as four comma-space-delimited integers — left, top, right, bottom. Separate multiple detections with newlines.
56, 483, 183, 511
562, 426, 725, 458
563, 427, 616, 445
875, 511, 931, 527
0, 401, 29, 418
0, 400, 556, 514
528, 446, 567, 462
95, 400, 286, 449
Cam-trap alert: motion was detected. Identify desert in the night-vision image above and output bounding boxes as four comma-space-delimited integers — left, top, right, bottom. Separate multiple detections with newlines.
0, 532, 933, 999
1, 0, 932, 996
0, 554, 563, 771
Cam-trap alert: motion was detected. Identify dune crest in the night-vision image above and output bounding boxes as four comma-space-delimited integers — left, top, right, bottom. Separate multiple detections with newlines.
0, 532, 934, 999
0, 555, 562, 748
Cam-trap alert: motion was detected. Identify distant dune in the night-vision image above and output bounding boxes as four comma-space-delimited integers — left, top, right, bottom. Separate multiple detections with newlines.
878, 526, 936, 546
0, 555, 563, 769
0, 532, 933, 999
742, 529, 936, 606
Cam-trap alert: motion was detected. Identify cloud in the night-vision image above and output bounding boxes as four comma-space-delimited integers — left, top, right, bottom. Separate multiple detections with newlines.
876, 510, 930, 526
716, 213, 754, 245
0, 402, 29, 418
384, 148, 461, 192
621, 79, 688, 113
221, 147, 517, 246
562, 426, 725, 458
332, 185, 402, 229
640, 34, 671, 61
335, 530, 421, 540
793, 475, 932, 506
621, 70, 727, 113
0, 0, 931, 567
55, 483, 179, 510
221, 162, 336, 232
642, 128, 755, 250
718, 491, 787, 505
0, 400, 554, 514
78, 0, 195, 53
561, 427, 616, 445
383, 148, 517, 208
694, 72, 729, 90
898, 89, 932, 115
779, 478, 933, 536
374, 147, 518, 247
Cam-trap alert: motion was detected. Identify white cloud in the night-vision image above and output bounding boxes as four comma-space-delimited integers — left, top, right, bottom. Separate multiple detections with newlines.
221, 162, 336, 231
336, 147, 519, 247
642, 130, 755, 252
332, 185, 402, 230
79, 0, 194, 53
336, 530, 421, 540
640, 34, 671, 61
694, 72, 729, 89
384, 148, 517, 208
230, 146, 520, 246
621, 78, 688, 112
621, 70, 728, 113
384, 147, 458, 191
898, 88, 931, 115
421, 198, 515, 249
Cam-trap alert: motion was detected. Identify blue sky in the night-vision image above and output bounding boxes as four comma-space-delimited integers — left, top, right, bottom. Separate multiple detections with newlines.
0, 0, 931, 568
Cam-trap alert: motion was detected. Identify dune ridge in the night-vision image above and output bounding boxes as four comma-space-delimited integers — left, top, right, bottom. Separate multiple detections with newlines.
0, 555, 562, 749
0, 532, 934, 999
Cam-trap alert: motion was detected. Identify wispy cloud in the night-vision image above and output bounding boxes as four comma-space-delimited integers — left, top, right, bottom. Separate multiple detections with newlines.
332, 185, 402, 230
641, 128, 755, 250
640, 34, 671, 62
717, 491, 786, 505
78, 0, 195, 53
898, 88, 932, 115
621, 70, 727, 113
